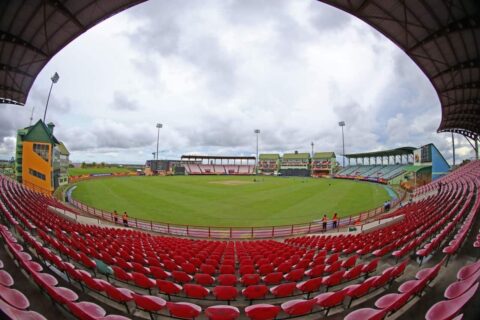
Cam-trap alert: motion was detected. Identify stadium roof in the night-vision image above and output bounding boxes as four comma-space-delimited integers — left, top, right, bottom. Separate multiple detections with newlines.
259, 154, 280, 160
319, 0, 480, 138
0, 0, 145, 105
345, 147, 416, 159
313, 152, 336, 159
283, 152, 310, 159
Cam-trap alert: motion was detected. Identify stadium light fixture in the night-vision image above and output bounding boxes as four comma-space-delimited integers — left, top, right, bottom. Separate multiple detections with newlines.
338, 121, 346, 167
311, 141, 314, 158
156, 123, 163, 161
254, 129, 260, 175
43, 72, 60, 122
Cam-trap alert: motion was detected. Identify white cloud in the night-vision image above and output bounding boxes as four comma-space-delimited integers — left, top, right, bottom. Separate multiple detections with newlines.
0, 0, 474, 164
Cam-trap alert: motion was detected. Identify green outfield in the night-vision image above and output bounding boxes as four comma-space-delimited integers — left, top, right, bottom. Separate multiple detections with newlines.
72, 176, 392, 227
68, 167, 133, 176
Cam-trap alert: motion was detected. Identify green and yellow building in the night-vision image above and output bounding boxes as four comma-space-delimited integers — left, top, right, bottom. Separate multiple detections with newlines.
15, 120, 69, 194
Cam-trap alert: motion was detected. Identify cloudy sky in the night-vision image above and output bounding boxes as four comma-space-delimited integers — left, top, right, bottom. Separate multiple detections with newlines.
0, 0, 476, 164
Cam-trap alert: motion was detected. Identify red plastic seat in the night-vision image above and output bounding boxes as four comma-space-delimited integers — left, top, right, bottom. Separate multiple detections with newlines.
0, 285, 30, 309
341, 255, 359, 269
181, 262, 197, 274
0, 270, 14, 287
200, 264, 216, 276
258, 264, 274, 276
219, 265, 235, 274
82, 274, 109, 293
344, 308, 388, 320
241, 274, 261, 286
374, 292, 411, 312
25, 260, 43, 273
111, 266, 132, 282
46, 285, 79, 304
362, 258, 380, 275
276, 262, 292, 274
345, 263, 364, 279
284, 268, 305, 282
426, 283, 478, 320
218, 274, 237, 286
444, 267, 480, 299
305, 264, 325, 278
457, 261, 480, 280
281, 299, 316, 316
315, 288, 347, 315
344, 277, 376, 307
212, 285, 238, 302
67, 301, 107, 320
415, 257, 445, 282
322, 270, 345, 289
172, 270, 193, 284
239, 265, 255, 275
370, 269, 393, 288
132, 272, 156, 292
242, 285, 269, 300
104, 284, 134, 313
194, 273, 215, 286
184, 283, 210, 299
36, 272, 59, 287
245, 304, 281, 320
398, 278, 428, 295
166, 301, 202, 319
0, 298, 47, 320
296, 277, 323, 296
205, 305, 240, 320
133, 293, 166, 312
157, 279, 182, 298
150, 266, 170, 280
324, 261, 342, 274
262, 272, 283, 285
270, 282, 296, 297
382, 259, 410, 279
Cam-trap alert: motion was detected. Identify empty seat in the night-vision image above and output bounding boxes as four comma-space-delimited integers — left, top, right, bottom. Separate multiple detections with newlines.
263, 272, 283, 285
315, 288, 347, 316
0, 285, 30, 309
212, 286, 238, 302
245, 304, 281, 320
133, 293, 166, 313
157, 279, 182, 298
444, 268, 480, 299
0, 270, 14, 287
281, 299, 316, 317
205, 305, 240, 320
426, 283, 478, 320
184, 283, 210, 299
218, 274, 237, 286
242, 285, 269, 300
270, 282, 296, 298
344, 308, 388, 320
67, 301, 107, 320
166, 301, 202, 319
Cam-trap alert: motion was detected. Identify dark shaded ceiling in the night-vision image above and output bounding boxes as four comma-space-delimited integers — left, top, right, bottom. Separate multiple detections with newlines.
0, 0, 478, 138
318, 0, 480, 138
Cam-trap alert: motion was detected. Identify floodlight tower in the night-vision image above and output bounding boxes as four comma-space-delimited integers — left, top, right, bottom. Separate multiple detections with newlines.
156, 123, 163, 161
311, 141, 314, 158
338, 121, 346, 167
43, 72, 60, 122
254, 129, 260, 175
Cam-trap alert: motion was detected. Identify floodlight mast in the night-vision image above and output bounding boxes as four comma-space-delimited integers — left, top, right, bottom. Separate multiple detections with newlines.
311, 141, 314, 158
338, 121, 346, 167
254, 129, 260, 175
156, 123, 163, 161
43, 72, 60, 122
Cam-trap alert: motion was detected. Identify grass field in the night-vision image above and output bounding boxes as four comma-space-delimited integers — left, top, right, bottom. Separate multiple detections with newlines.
68, 167, 133, 176
72, 176, 392, 227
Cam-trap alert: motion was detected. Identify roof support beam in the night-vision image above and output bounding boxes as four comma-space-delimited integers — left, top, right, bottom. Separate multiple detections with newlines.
0, 63, 34, 78
47, 0, 86, 31
431, 59, 480, 80
407, 15, 480, 52
0, 31, 47, 57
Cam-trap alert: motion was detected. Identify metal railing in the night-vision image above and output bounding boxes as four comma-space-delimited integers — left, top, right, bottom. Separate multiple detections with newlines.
68, 191, 406, 239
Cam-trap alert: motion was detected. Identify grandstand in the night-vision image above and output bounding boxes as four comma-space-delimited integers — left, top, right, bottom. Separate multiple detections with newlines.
336, 145, 450, 185
181, 155, 255, 175
311, 152, 337, 177
258, 154, 280, 175
279, 151, 311, 177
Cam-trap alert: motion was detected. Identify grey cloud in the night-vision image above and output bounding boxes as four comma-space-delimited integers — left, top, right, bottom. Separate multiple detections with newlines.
309, 1, 352, 32
111, 91, 139, 111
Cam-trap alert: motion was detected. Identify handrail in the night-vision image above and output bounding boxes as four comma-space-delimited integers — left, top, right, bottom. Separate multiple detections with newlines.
68, 187, 406, 239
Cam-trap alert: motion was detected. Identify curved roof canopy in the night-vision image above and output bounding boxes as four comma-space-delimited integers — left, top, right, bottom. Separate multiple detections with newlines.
345, 147, 416, 159
319, 0, 480, 138
0, 0, 145, 106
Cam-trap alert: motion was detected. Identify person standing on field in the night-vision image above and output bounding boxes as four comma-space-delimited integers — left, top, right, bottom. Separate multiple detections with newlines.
122, 211, 128, 227
322, 214, 328, 231
332, 212, 338, 229
113, 210, 118, 224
